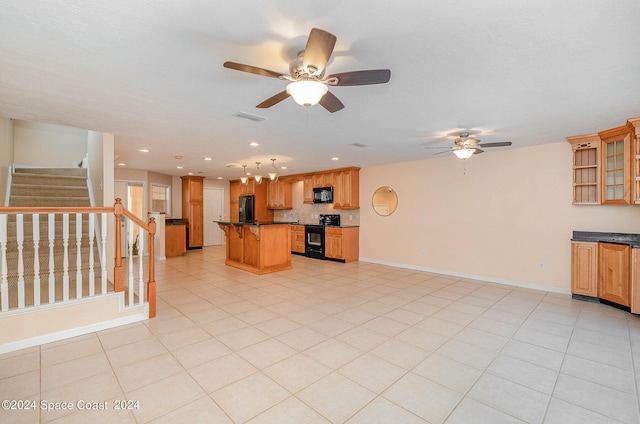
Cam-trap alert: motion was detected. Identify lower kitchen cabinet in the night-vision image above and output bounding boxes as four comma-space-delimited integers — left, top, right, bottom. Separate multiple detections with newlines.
571, 238, 639, 313
325, 227, 359, 262
598, 242, 631, 306
571, 241, 598, 297
291, 225, 305, 254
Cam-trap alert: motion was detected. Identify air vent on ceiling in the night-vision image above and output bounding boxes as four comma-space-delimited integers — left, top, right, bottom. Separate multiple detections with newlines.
233, 111, 267, 122
351, 142, 369, 148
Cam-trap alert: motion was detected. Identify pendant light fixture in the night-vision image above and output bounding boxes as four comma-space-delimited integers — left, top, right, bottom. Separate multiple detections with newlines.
268, 158, 278, 183
240, 164, 248, 184
254, 162, 262, 184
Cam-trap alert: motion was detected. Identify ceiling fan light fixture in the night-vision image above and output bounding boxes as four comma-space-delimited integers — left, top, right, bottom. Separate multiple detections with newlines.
286, 80, 328, 106
452, 148, 474, 159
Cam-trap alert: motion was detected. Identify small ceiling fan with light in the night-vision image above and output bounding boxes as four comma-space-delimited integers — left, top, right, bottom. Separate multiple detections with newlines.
426, 132, 513, 159
223, 28, 391, 113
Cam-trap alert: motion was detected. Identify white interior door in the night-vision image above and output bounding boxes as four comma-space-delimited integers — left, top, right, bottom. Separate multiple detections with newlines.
204, 187, 224, 246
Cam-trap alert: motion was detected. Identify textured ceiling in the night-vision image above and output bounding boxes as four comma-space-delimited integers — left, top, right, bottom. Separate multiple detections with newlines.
1, 0, 639, 179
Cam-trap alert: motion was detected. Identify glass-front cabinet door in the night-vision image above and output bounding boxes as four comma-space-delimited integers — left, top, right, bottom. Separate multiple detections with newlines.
600, 126, 631, 204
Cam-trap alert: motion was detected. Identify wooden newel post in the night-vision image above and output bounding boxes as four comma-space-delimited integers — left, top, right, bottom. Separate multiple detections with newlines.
114, 198, 124, 292
147, 217, 156, 318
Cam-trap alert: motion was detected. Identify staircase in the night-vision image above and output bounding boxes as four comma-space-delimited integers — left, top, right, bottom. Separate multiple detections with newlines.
0, 168, 156, 353
9, 167, 91, 207
4, 167, 105, 309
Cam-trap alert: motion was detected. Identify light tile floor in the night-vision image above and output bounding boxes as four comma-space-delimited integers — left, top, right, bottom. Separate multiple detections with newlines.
2, 246, 640, 423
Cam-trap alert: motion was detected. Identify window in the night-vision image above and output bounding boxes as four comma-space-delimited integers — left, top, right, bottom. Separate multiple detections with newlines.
151, 185, 170, 215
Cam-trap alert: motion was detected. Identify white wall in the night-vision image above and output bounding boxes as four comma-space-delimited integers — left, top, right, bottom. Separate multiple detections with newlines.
0, 118, 14, 205
13, 120, 87, 167
360, 142, 640, 292
87, 131, 104, 206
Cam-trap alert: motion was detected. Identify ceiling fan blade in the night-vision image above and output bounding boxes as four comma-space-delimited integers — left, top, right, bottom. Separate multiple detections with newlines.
318, 91, 344, 113
302, 28, 337, 76
433, 149, 452, 156
473, 148, 485, 155
223, 61, 284, 79
327, 69, 391, 86
256, 90, 291, 108
477, 142, 512, 148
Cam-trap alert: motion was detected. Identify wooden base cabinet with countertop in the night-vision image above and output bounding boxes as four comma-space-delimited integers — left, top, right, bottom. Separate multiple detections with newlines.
571, 232, 640, 313
325, 227, 359, 262
165, 222, 186, 257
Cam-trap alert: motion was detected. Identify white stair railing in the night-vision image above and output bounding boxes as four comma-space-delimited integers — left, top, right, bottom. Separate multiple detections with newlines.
0, 201, 156, 318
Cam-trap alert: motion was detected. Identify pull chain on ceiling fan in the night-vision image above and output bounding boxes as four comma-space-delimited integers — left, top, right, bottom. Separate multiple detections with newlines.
223, 28, 391, 113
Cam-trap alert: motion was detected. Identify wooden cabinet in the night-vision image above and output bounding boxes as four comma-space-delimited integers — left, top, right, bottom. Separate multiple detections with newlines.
165, 224, 186, 257
598, 242, 631, 306
325, 227, 359, 262
301, 167, 359, 207
291, 225, 305, 254
181, 176, 204, 249
567, 134, 600, 205
267, 179, 292, 209
567, 117, 640, 205
571, 241, 598, 296
571, 239, 640, 313
333, 169, 359, 209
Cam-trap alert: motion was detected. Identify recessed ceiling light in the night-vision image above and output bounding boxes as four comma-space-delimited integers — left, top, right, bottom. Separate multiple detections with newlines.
175, 155, 183, 159
187, 172, 193, 175
280, 166, 287, 170
204, 157, 212, 161
139, 149, 149, 153
249, 142, 259, 147
117, 163, 126, 166
177, 166, 183, 169
217, 177, 223, 180
332, 157, 339, 161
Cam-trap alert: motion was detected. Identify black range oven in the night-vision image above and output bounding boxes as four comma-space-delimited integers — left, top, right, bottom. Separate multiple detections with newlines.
304, 214, 341, 259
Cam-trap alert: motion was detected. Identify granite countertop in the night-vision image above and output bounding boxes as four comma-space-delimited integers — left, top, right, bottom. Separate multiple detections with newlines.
572, 231, 640, 248
165, 219, 187, 226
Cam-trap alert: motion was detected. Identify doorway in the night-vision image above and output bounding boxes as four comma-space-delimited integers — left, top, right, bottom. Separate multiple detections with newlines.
114, 181, 146, 256
204, 187, 224, 246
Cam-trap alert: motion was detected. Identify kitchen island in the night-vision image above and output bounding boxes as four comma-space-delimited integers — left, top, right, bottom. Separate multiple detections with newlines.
216, 221, 292, 274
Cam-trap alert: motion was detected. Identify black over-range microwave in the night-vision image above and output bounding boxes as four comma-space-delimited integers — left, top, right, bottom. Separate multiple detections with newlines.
313, 186, 334, 203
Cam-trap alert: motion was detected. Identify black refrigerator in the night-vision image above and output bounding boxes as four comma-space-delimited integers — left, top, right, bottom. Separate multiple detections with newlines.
238, 195, 254, 222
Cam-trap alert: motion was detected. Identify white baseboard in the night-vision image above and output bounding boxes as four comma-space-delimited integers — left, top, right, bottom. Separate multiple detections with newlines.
0, 312, 148, 355
358, 257, 571, 295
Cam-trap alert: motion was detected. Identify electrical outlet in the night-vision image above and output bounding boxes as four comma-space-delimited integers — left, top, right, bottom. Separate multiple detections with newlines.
539, 263, 544, 269
421, 249, 426, 256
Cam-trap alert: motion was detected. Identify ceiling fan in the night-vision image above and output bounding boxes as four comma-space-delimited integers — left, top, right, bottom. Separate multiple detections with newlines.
426, 132, 513, 159
223, 28, 391, 113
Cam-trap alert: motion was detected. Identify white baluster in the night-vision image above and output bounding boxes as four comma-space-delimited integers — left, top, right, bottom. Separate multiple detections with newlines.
128, 220, 134, 307
32, 214, 40, 306
48, 214, 55, 303
62, 213, 69, 301
88, 213, 95, 296
101, 213, 107, 294
0, 214, 8, 312
75, 213, 82, 299
138, 227, 144, 305
16, 214, 24, 309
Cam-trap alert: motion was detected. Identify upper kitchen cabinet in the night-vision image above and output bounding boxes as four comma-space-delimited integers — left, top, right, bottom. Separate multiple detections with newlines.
267, 179, 292, 209
333, 169, 359, 209
181, 176, 204, 249
567, 117, 640, 205
301, 167, 360, 208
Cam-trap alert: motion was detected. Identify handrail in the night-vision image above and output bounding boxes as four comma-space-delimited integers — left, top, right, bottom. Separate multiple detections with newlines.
122, 207, 151, 231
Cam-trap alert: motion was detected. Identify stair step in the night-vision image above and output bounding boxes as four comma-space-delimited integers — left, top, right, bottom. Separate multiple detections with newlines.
14, 167, 87, 177
9, 196, 91, 207
11, 184, 89, 197
11, 174, 87, 187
